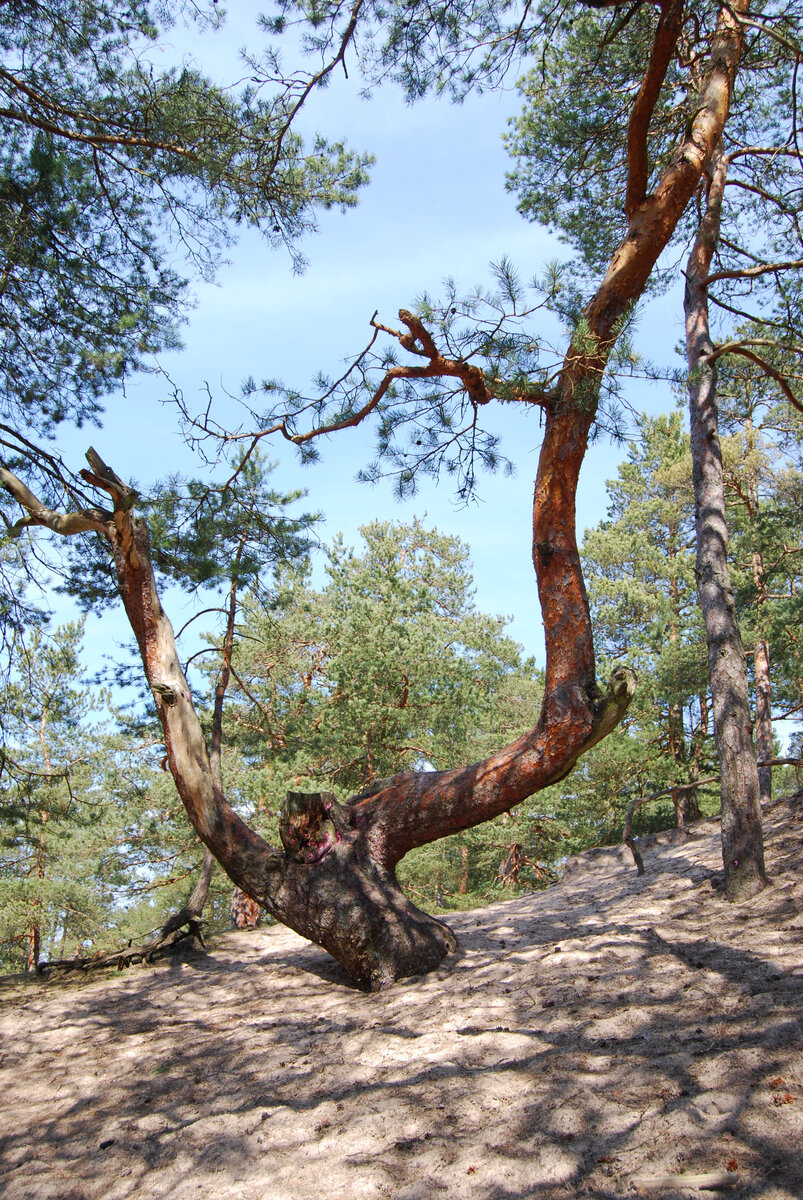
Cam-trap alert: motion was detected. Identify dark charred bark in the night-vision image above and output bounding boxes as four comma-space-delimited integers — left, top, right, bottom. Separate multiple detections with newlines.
685, 143, 766, 901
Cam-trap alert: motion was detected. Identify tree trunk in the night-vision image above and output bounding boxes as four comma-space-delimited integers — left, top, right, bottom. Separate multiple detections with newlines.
497, 843, 524, 887
685, 142, 766, 901
754, 637, 773, 806
230, 887, 263, 928
744, 413, 773, 808
153, 846, 215, 948
26, 923, 40, 973
458, 844, 469, 895
672, 784, 700, 828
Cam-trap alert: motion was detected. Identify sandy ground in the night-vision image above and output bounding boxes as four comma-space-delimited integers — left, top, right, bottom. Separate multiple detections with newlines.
1, 794, 801, 1200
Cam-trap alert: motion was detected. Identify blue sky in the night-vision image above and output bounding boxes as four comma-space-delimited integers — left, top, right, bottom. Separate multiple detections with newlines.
55, 3, 685, 674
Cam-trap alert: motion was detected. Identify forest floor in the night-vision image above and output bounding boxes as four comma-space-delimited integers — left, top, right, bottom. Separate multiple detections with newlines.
1, 794, 801, 1200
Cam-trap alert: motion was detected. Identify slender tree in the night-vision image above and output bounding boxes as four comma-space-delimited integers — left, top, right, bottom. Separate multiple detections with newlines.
502, 0, 802, 897
0, 620, 118, 970
718, 356, 803, 799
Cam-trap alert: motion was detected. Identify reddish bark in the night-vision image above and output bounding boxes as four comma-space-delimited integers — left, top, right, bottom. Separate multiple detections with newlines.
625, 0, 686, 219
230, 888, 263, 929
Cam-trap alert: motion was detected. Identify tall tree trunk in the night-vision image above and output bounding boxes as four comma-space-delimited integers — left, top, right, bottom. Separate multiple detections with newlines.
26, 923, 40, 973
672, 785, 700, 828
754, 637, 773, 805
744, 413, 773, 807
459, 844, 469, 895
667, 564, 699, 825
27, 705, 53, 971
685, 141, 766, 901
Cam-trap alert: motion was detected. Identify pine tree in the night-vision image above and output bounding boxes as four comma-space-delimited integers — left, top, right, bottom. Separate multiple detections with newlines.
579, 414, 714, 828
719, 357, 803, 796
0, 0, 370, 443
227, 519, 548, 906
4, 0, 788, 985
0, 620, 121, 970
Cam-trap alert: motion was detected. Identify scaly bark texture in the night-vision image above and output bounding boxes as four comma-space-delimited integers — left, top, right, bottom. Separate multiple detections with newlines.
685, 142, 766, 901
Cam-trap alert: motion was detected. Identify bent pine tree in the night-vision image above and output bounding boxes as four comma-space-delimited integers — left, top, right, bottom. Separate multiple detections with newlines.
0, 0, 752, 989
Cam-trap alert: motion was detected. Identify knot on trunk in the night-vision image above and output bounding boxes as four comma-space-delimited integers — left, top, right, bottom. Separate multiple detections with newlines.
279, 791, 345, 864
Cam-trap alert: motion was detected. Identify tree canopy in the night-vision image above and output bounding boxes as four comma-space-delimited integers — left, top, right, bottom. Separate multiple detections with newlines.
0, 0, 370, 445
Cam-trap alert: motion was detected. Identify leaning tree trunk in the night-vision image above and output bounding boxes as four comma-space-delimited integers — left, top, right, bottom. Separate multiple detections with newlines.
0, 461, 634, 990
685, 141, 766, 901
0, 0, 750, 987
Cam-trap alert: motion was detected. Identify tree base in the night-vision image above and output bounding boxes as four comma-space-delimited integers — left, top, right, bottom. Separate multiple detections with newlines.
724, 860, 767, 903
267, 839, 459, 991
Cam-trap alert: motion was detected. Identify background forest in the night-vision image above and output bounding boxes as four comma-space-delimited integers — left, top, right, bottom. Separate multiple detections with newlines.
3, 417, 800, 970
1, 0, 802, 973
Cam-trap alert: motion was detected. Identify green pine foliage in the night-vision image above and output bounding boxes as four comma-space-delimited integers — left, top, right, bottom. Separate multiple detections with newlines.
0, 619, 130, 970
0, 617, 243, 972
717, 353, 803, 776
0, 0, 371, 443
505, 4, 694, 282
224, 518, 555, 907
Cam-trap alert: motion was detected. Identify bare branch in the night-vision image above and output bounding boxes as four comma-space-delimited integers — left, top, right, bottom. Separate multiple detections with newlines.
0, 465, 111, 537
705, 343, 803, 413
705, 257, 803, 285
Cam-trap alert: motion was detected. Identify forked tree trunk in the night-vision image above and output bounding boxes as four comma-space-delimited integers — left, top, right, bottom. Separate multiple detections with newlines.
685, 142, 766, 901
0, 0, 752, 985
